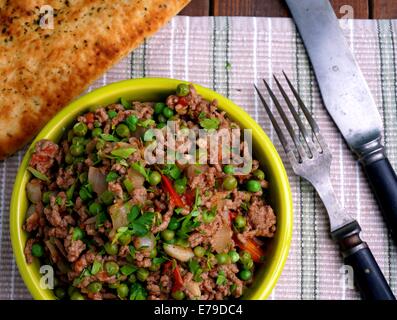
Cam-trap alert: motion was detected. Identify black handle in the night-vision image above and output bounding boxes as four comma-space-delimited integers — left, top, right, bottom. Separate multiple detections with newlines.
344, 244, 395, 300
363, 157, 397, 242
334, 222, 395, 300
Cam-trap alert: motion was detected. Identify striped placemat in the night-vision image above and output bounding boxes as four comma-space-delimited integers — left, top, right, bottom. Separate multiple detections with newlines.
1, 16, 397, 300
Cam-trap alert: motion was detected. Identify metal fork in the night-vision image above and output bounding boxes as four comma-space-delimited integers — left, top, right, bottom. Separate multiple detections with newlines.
255, 72, 395, 300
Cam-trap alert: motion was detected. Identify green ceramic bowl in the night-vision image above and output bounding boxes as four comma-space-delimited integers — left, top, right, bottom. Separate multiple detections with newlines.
10, 78, 292, 300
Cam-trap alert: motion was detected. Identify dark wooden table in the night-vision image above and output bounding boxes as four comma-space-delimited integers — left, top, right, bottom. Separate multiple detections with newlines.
180, 0, 397, 19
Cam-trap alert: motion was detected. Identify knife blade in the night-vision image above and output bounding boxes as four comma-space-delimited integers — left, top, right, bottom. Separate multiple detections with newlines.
285, 0, 397, 243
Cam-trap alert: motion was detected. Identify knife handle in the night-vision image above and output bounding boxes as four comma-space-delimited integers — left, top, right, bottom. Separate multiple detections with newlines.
335, 222, 395, 300
362, 157, 397, 242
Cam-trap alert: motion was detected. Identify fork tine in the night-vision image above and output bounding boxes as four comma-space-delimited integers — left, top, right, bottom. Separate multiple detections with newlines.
262, 79, 307, 160
254, 85, 291, 155
282, 71, 327, 151
273, 75, 316, 157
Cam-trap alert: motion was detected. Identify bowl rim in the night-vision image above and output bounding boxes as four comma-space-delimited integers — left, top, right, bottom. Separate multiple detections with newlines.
10, 78, 293, 300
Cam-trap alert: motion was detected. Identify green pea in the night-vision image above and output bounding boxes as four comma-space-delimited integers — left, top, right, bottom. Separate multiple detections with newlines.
73, 122, 88, 137
234, 215, 246, 229
194, 246, 206, 258
118, 232, 132, 245
238, 269, 252, 281
222, 175, 238, 191
92, 127, 102, 137
54, 287, 66, 299
176, 83, 190, 97
128, 274, 137, 283
246, 180, 261, 193
223, 164, 235, 175
168, 217, 180, 231
116, 123, 130, 138
149, 248, 157, 259
70, 144, 84, 156
126, 114, 138, 125
202, 211, 216, 224
162, 107, 174, 119
137, 268, 149, 282
148, 171, 161, 186
88, 202, 103, 216
161, 229, 175, 242
42, 191, 53, 204
174, 180, 186, 194
87, 281, 102, 293
172, 290, 185, 300
104, 242, 119, 256
31, 243, 44, 257
154, 102, 166, 114
104, 261, 119, 276
240, 251, 252, 265
229, 250, 240, 263
149, 263, 161, 271
175, 238, 189, 248
100, 191, 114, 205
253, 169, 265, 180
216, 253, 230, 265
244, 259, 254, 270
96, 139, 106, 150
117, 283, 129, 298
65, 153, 74, 164
70, 291, 85, 300
72, 137, 86, 146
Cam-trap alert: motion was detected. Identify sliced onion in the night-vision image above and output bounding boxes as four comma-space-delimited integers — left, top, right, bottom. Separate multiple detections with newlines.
163, 244, 194, 262
211, 222, 233, 253
88, 166, 107, 195
109, 200, 129, 238
26, 180, 42, 204
127, 168, 145, 188
26, 204, 36, 218
185, 281, 201, 297
133, 233, 156, 251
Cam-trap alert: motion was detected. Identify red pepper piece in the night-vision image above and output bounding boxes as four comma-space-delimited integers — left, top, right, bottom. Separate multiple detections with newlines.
178, 97, 189, 107
172, 265, 184, 292
233, 235, 265, 263
161, 174, 184, 207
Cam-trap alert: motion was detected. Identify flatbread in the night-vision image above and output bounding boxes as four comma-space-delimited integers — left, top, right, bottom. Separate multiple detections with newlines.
0, 0, 190, 159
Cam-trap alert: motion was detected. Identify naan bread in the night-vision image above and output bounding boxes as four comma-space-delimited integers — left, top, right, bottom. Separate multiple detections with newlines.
0, 0, 189, 159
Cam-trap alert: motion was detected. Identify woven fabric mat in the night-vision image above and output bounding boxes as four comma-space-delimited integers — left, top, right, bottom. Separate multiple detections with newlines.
1, 16, 397, 300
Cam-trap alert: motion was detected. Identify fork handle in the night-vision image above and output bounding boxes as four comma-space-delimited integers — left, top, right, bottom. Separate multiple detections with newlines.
362, 157, 397, 243
334, 222, 395, 300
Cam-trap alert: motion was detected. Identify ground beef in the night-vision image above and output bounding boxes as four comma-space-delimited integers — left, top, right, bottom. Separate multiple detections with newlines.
152, 203, 175, 234
29, 140, 60, 176
248, 197, 277, 237
24, 239, 36, 264
64, 230, 86, 262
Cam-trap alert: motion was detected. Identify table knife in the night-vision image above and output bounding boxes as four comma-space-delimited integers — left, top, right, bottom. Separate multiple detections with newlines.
285, 0, 397, 244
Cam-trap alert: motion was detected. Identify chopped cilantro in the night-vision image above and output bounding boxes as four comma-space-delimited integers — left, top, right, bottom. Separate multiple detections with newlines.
27, 166, 50, 182
216, 270, 227, 285
199, 117, 220, 130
